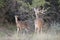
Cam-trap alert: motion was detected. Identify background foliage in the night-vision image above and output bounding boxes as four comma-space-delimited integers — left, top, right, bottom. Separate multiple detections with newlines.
0, 0, 60, 25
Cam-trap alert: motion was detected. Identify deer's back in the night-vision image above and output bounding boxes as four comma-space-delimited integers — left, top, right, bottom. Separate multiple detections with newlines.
16, 21, 29, 28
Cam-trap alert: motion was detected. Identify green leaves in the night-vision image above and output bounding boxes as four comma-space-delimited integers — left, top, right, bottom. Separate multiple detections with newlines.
0, 0, 5, 8
32, 0, 46, 7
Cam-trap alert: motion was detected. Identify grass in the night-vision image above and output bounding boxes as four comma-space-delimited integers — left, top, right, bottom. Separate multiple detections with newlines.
0, 22, 60, 40
0, 32, 59, 40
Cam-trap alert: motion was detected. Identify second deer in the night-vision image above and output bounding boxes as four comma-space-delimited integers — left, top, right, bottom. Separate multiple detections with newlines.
34, 7, 47, 33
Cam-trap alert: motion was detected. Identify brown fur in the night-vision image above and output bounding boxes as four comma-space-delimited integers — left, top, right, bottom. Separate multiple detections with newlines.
34, 8, 45, 33
15, 15, 30, 33
34, 18, 44, 33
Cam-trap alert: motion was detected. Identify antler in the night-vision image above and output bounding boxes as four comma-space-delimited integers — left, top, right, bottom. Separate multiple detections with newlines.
34, 8, 40, 15
34, 8, 40, 13
34, 7, 48, 15
39, 7, 49, 14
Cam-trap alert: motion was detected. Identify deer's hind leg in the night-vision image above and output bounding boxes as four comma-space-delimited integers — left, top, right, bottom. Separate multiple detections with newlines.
35, 26, 38, 33
17, 27, 20, 34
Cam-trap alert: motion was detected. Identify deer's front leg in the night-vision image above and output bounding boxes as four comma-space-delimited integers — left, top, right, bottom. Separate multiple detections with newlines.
17, 27, 20, 34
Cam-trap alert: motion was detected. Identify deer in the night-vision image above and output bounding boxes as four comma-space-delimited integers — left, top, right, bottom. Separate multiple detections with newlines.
15, 15, 30, 34
34, 7, 47, 33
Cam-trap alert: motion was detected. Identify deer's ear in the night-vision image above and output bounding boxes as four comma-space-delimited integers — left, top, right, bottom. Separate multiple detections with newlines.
34, 8, 36, 11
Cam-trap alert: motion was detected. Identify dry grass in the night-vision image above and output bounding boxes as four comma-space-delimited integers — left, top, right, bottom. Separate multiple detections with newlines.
0, 22, 60, 40
0, 32, 59, 40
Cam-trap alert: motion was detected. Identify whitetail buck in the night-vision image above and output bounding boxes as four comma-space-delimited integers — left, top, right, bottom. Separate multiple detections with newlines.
15, 15, 30, 33
34, 7, 47, 33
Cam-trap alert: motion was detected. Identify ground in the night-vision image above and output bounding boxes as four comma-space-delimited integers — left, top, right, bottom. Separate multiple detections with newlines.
0, 23, 60, 40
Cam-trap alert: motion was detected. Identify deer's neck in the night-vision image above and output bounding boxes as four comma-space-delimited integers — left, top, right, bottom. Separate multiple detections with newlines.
15, 17, 18, 23
35, 13, 39, 18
